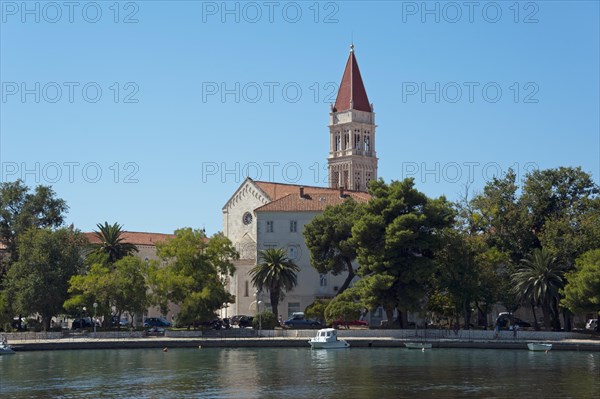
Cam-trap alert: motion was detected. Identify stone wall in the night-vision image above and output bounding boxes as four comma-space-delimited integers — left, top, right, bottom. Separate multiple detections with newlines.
253, 328, 592, 341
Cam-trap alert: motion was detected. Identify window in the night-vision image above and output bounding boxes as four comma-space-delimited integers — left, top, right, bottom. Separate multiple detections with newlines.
244, 281, 249, 297
355, 134, 361, 150
242, 212, 253, 225
288, 245, 298, 260
319, 274, 327, 287
290, 220, 297, 233
288, 302, 301, 317
266, 221, 274, 233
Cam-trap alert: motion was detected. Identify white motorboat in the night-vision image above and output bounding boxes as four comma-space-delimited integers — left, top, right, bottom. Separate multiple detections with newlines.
527, 343, 552, 351
405, 342, 432, 349
0, 342, 15, 355
308, 328, 349, 349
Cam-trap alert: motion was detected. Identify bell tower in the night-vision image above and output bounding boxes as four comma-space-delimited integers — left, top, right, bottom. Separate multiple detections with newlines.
328, 45, 378, 192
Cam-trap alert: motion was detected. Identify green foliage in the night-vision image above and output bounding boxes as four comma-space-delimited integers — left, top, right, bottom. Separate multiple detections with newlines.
470, 167, 599, 320
0, 291, 13, 330
6, 228, 86, 330
524, 167, 600, 270
561, 249, 600, 315
148, 228, 238, 326
347, 273, 396, 314
432, 229, 507, 328
324, 292, 362, 325
538, 200, 600, 269
0, 180, 67, 279
91, 222, 139, 262
252, 311, 278, 330
433, 230, 479, 327
304, 199, 364, 294
471, 170, 535, 263
66, 255, 149, 324
522, 166, 598, 234
512, 248, 565, 330
249, 248, 300, 318
304, 299, 331, 323
351, 178, 454, 323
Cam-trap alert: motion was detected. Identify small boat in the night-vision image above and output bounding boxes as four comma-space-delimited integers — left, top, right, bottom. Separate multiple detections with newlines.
405, 342, 432, 350
308, 328, 349, 349
527, 343, 552, 351
0, 342, 15, 355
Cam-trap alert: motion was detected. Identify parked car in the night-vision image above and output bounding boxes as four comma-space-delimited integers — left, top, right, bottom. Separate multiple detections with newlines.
284, 316, 321, 329
495, 313, 531, 330
11, 318, 27, 331
332, 319, 369, 328
586, 319, 598, 331
231, 315, 254, 328
143, 317, 171, 328
71, 317, 98, 329
111, 316, 129, 327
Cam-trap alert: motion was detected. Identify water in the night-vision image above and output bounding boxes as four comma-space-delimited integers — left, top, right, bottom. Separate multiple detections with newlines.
1, 348, 599, 398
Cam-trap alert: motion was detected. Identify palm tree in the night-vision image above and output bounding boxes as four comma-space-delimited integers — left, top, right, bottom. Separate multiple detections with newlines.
249, 248, 300, 317
512, 248, 565, 331
92, 222, 138, 263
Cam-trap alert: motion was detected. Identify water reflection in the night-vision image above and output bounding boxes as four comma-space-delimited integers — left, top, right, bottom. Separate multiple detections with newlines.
1, 348, 599, 398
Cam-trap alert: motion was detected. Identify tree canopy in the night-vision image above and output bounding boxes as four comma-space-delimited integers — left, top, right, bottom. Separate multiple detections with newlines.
148, 229, 238, 326
512, 248, 565, 330
249, 248, 300, 317
351, 178, 455, 326
66, 254, 149, 326
91, 222, 139, 262
304, 199, 364, 295
6, 228, 86, 330
561, 249, 600, 328
0, 180, 67, 278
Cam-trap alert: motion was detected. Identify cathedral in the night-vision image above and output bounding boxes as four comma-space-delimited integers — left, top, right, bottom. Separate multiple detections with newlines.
222, 46, 381, 321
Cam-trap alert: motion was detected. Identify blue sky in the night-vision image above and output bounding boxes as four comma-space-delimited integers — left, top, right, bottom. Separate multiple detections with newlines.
1, 0, 599, 235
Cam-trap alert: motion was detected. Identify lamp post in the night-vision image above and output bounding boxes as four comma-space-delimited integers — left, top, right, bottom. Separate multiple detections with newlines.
93, 303, 98, 335
258, 301, 263, 335
254, 291, 262, 338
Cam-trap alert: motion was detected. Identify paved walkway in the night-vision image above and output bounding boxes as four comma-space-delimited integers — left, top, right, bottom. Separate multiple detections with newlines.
5, 335, 600, 352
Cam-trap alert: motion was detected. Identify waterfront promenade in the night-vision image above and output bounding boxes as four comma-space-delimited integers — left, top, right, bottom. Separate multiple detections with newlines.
5, 329, 600, 352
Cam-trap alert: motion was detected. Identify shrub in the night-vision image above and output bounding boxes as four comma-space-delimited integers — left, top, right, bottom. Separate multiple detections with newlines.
252, 311, 278, 330
305, 299, 330, 325
324, 296, 361, 326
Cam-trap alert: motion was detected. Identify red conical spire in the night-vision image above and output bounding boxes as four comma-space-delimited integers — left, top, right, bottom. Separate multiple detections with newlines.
333, 45, 372, 113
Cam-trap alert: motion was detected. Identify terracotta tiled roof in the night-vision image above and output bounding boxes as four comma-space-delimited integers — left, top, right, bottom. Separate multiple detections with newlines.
84, 231, 175, 247
255, 190, 370, 212
333, 47, 371, 113
254, 181, 353, 201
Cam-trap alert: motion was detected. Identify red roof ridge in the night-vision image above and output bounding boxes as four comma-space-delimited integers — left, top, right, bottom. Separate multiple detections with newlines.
84, 231, 176, 247
253, 180, 367, 194
255, 191, 370, 213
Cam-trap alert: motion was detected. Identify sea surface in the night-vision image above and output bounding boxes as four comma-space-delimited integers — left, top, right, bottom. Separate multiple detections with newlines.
1, 347, 599, 398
